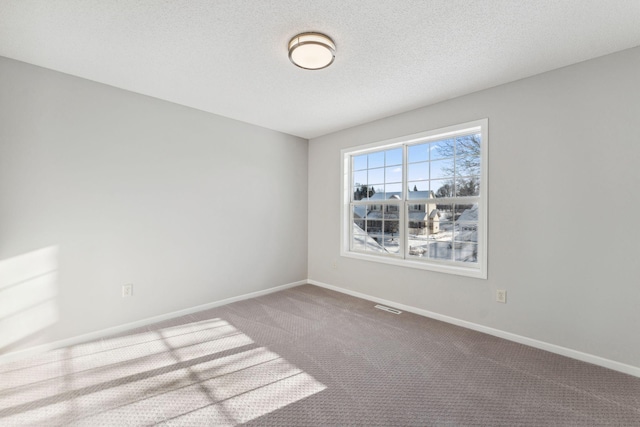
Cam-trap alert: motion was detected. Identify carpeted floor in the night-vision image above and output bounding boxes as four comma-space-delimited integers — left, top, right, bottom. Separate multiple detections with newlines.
1, 284, 639, 426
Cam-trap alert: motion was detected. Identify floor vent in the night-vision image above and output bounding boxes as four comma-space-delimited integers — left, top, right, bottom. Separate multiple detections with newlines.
374, 304, 402, 314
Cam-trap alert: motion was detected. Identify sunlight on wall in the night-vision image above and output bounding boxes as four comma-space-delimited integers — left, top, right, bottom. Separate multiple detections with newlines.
0, 246, 59, 352
0, 317, 326, 425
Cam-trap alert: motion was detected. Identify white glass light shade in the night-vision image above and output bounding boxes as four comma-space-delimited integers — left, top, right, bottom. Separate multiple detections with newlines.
288, 32, 335, 70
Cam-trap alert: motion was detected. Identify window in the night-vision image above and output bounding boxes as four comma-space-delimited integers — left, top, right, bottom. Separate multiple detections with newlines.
341, 119, 488, 278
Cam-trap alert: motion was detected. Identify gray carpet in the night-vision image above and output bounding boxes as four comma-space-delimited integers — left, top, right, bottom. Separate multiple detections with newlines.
1, 284, 639, 426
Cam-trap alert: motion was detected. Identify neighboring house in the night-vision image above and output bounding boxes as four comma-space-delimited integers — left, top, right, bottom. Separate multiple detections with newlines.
352, 205, 368, 221
455, 204, 478, 243
356, 191, 441, 235
444, 204, 478, 259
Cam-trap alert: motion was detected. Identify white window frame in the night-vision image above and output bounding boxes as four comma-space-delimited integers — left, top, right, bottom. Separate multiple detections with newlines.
340, 119, 488, 279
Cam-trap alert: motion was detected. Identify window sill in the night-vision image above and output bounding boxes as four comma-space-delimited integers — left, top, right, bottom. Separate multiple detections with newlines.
340, 250, 487, 279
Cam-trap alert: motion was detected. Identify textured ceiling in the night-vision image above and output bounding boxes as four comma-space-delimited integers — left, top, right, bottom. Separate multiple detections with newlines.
1, 1, 640, 139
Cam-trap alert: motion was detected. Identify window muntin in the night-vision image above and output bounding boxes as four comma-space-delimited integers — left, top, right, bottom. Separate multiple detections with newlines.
352, 148, 404, 201
342, 120, 487, 279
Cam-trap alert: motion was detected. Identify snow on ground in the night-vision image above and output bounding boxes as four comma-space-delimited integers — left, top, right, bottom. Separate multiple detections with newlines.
359, 227, 477, 263
352, 223, 387, 253
351, 204, 479, 262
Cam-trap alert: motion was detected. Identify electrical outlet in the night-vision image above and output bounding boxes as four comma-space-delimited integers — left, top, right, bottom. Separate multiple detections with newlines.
122, 284, 133, 297
332, 261, 337, 270
496, 289, 507, 303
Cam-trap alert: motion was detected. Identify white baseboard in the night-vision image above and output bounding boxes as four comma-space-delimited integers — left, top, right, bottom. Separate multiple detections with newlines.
4, 278, 638, 379
0, 280, 306, 365
308, 279, 640, 378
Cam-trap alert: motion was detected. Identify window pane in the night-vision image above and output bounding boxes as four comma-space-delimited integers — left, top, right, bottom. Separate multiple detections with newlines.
408, 237, 428, 258
385, 183, 402, 197
353, 155, 367, 171
432, 180, 453, 197
385, 148, 402, 166
368, 168, 384, 185
408, 181, 429, 198
353, 170, 367, 187
454, 203, 477, 221
382, 220, 400, 255
427, 238, 452, 261
367, 210, 384, 253
408, 144, 428, 163
455, 243, 478, 263
352, 204, 367, 221
421, 199, 451, 261
384, 240, 401, 254
430, 159, 454, 180
383, 208, 400, 221
353, 219, 366, 234
354, 184, 375, 201
411, 212, 423, 225
368, 151, 384, 168
455, 177, 480, 197
352, 233, 386, 254
385, 166, 402, 183
430, 139, 455, 160
456, 155, 480, 177
456, 134, 481, 157
436, 204, 454, 224
455, 224, 478, 242
366, 218, 381, 234
456, 134, 481, 177
408, 202, 431, 243
353, 204, 385, 254
454, 198, 478, 261
436, 208, 452, 239
408, 162, 428, 181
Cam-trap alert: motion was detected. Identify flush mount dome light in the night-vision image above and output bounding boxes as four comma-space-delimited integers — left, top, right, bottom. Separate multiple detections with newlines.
288, 32, 335, 70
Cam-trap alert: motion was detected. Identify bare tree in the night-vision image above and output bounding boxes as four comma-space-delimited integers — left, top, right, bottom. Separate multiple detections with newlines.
435, 134, 481, 176
435, 182, 453, 198
435, 134, 481, 197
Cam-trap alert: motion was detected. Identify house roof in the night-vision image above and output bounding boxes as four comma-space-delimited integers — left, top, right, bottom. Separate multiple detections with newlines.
365, 211, 399, 220
353, 205, 367, 219
408, 212, 428, 221
457, 205, 479, 222
368, 191, 434, 201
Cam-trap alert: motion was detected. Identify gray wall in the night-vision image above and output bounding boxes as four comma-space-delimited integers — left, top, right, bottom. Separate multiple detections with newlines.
0, 57, 308, 352
309, 47, 640, 367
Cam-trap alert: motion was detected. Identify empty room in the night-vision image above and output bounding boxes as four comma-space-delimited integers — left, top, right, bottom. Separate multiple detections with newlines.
1, 1, 639, 425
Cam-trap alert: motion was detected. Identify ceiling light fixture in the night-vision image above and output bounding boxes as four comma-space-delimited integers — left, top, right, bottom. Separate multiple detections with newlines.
288, 32, 336, 70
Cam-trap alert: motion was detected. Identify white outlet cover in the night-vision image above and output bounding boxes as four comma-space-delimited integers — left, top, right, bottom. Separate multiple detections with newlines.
496, 290, 507, 303
122, 284, 133, 297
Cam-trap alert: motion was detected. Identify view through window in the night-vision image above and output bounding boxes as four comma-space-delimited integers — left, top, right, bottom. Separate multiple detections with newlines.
342, 120, 487, 278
